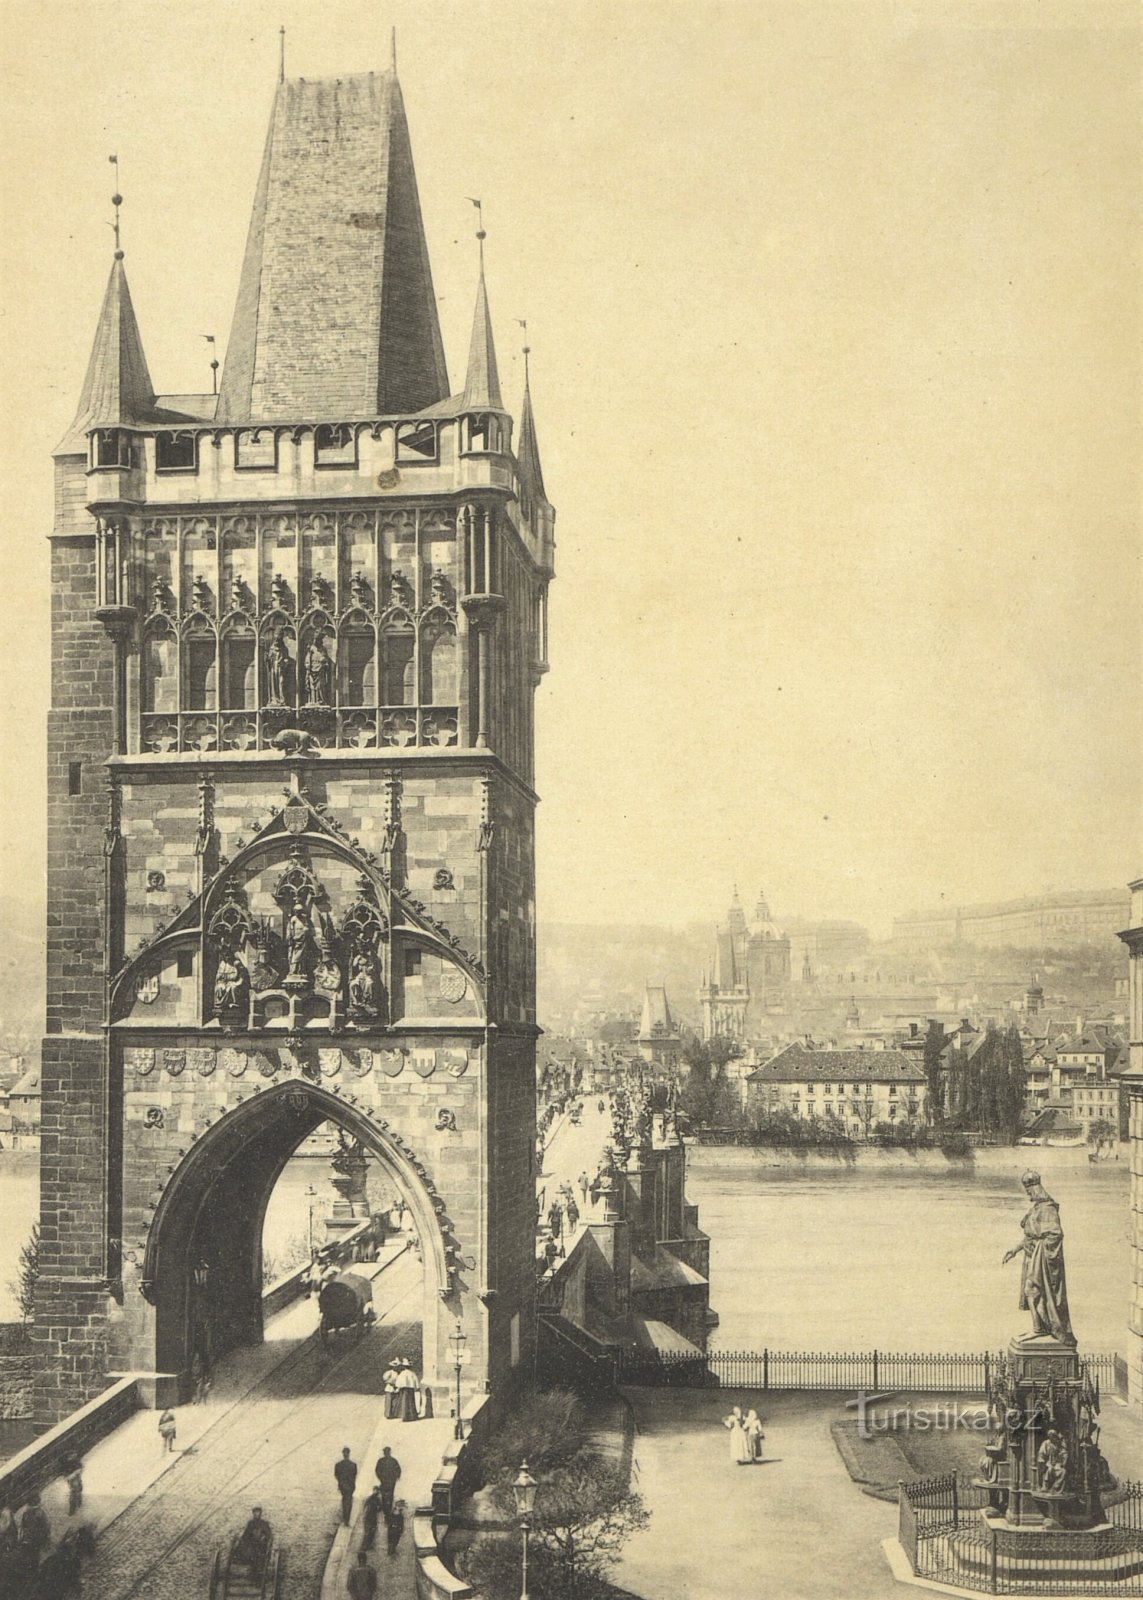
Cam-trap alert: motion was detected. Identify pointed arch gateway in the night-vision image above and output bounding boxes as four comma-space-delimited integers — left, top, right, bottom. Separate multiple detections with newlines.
139, 1079, 451, 1388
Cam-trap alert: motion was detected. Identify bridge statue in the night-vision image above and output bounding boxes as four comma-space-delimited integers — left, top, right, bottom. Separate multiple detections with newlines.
1001, 1169, 1074, 1345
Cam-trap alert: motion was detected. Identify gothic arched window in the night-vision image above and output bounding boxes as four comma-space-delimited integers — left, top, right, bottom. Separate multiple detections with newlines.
220, 625, 257, 710
382, 627, 415, 707
142, 621, 177, 714
422, 621, 458, 705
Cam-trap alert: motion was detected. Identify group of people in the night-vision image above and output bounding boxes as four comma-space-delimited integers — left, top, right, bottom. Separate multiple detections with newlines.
0, 1470, 93, 1598
383, 1357, 431, 1421
723, 1406, 766, 1465
334, 1446, 406, 1599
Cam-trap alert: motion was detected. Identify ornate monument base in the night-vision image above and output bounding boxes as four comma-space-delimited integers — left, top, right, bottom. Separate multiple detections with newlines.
976, 1337, 1112, 1528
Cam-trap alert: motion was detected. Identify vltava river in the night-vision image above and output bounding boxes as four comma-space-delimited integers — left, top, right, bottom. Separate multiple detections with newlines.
687, 1143, 1130, 1355
0, 1143, 1131, 1354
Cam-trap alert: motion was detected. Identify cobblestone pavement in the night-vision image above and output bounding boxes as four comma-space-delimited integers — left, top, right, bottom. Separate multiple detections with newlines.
82, 1253, 426, 1600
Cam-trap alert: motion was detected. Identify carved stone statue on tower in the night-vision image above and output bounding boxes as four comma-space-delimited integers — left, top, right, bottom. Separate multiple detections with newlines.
304, 632, 334, 707
266, 626, 292, 706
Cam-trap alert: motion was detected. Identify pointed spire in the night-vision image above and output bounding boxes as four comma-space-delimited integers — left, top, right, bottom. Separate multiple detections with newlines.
462, 253, 502, 411
516, 360, 547, 502
219, 68, 448, 422
59, 254, 157, 452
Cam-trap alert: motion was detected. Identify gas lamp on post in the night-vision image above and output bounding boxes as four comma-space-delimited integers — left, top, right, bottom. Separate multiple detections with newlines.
512, 1460, 538, 1600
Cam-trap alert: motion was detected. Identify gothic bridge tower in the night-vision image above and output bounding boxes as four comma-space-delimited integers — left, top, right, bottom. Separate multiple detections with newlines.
39, 65, 554, 1423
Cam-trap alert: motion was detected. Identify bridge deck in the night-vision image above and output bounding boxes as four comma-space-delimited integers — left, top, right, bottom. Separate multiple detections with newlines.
70, 1249, 450, 1600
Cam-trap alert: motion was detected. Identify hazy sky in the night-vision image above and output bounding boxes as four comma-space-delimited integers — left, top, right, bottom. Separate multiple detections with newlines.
0, 0, 1139, 940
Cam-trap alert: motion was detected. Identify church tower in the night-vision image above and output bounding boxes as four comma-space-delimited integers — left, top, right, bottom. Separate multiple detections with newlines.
39, 64, 554, 1422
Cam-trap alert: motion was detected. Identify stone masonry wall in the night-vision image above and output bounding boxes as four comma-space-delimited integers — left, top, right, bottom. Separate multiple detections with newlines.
115, 1036, 483, 1388
37, 529, 118, 1425
485, 1031, 537, 1393
1130, 1086, 1143, 1410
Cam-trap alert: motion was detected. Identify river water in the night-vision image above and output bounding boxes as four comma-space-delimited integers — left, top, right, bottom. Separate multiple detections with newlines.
0, 1143, 1132, 1354
686, 1143, 1131, 1356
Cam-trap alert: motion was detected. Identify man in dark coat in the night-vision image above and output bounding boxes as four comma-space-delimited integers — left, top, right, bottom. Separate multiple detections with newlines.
233, 1508, 272, 1582
347, 1549, 378, 1599
374, 1446, 402, 1520
386, 1500, 405, 1557
360, 1487, 383, 1553
18, 1494, 50, 1575
334, 1447, 358, 1525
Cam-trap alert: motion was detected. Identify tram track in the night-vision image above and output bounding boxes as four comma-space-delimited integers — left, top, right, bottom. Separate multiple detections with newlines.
81, 1255, 423, 1600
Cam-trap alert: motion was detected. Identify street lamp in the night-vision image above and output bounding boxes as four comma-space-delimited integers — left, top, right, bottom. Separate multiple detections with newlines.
512, 1460, 537, 1600
305, 1184, 317, 1256
449, 1320, 467, 1440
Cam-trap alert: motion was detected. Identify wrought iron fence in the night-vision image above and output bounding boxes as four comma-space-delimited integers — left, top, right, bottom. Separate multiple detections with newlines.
616, 1346, 1121, 1395
898, 1475, 1143, 1595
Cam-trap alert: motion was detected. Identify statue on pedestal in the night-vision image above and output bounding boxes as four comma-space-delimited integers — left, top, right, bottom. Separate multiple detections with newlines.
1002, 1169, 1074, 1345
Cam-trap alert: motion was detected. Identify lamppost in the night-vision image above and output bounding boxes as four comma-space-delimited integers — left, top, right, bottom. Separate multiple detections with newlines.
512, 1460, 537, 1600
449, 1320, 467, 1440
305, 1184, 317, 1256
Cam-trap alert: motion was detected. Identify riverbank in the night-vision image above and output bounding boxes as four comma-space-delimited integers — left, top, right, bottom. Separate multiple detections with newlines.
687, 1137, 1128, 1173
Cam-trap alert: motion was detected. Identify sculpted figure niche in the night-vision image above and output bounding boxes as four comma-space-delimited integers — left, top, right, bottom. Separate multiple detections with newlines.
304, 631, 335, 707
265, 627, 293, 706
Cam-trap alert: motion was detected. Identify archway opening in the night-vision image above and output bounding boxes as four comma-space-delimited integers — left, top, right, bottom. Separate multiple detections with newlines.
145, 1083, 443, 1397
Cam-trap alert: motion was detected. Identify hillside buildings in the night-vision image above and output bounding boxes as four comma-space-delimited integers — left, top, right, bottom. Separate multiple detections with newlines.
893, 888, 1130, 951
743, 1042, 927, 1136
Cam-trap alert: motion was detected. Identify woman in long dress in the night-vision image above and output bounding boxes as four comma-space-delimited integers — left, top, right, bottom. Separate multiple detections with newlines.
382, 1362, 400, 1420
744, 1409, 765, 1462
723, 1406, 752, 1465
397, 1360, 420, 1421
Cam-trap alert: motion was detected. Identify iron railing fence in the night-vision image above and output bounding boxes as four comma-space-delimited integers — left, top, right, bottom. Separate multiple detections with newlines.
899, 1476, 1143, 1596
616, 1346, 1121, 1394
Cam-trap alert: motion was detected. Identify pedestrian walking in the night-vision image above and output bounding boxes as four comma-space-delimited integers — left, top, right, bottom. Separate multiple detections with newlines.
396, 1360, 420, 1421
335, 1447, 358, 1525
566, 1197, 579, 1234
347, 1549, 377, 1599
386, 1500, 405, 1557
18, 1493, 51, 1574
158, 1408, 177, 1453
360, 1487, 382, 1553
382, 1359, 400, 1419
723, 1406, 752, 1465
64, 1454, 84, 1516
419, 1384, 434, 1419
47, 1528, 84, 1596
374, 1446, 401, 1518
578, 1170, 589, 1205
744, 1408, 765, 1462
547, 1201, 563, 1239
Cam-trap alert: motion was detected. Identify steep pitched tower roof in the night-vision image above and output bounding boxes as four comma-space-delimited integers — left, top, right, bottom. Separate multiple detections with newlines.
462, 261, 503, 411
516, 371, 547, 503
60, 253, 156, 450
218, 68, 449, 423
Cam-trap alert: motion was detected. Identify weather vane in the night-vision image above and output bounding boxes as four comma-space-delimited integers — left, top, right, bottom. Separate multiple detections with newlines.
279, 26, 286, 84
516, 318, 531, 383
467, 197, 485, 263
202, 335, 219, 395
108, 154, 123, 254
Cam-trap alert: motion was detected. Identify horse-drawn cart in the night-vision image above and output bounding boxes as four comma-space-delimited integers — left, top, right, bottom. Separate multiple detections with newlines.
318, 1269, 376, 1347
208, 1530, 281, 1599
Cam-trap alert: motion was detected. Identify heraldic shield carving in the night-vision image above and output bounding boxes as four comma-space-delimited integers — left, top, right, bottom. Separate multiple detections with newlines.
109, 786, 484, 1034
